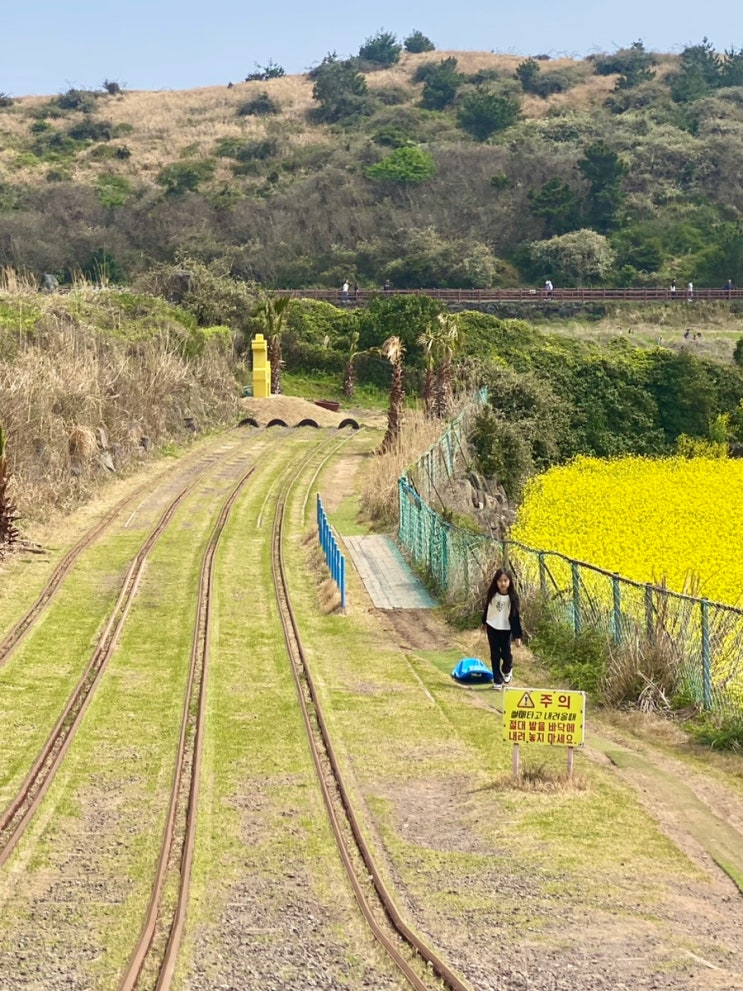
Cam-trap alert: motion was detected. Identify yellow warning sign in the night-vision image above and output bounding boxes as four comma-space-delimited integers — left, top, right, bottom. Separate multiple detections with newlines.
502, 688, 585, 747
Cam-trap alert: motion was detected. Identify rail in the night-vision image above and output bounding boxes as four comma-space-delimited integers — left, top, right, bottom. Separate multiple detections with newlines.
273, 287, 743, 305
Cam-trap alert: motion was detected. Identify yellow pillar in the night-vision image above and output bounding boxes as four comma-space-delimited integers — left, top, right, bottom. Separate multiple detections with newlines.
251, 333, 271, 398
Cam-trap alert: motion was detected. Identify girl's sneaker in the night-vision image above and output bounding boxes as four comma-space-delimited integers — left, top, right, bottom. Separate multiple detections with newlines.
503, 671, 513, 684
492, 682, 503, 690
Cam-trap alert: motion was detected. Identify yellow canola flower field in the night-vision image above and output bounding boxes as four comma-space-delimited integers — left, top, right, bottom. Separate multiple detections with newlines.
512, 456, 743, 607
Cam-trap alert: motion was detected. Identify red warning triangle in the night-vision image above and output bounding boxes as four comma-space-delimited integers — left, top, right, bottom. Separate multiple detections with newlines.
517, 691, 535, 708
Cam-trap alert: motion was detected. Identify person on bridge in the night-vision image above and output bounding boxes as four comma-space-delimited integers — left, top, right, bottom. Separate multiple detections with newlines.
481, 568, 522, 689
544, 279, 554, 299
341, 280, 350, 302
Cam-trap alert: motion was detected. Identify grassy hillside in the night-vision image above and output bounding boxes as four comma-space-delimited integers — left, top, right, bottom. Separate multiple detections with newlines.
1, 40, 742, 289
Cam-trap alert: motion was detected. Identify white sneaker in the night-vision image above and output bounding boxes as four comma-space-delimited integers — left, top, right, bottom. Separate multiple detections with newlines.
503, 671, 513, 684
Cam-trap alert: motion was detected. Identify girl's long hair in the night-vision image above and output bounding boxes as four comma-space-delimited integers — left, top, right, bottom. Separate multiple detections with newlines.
484, 567, 520, 609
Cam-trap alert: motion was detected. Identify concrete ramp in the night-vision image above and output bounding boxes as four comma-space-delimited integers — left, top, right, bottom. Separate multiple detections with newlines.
344, 535, 437, 610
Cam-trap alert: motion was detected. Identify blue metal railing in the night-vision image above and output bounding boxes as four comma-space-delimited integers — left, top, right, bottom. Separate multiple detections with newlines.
317, 494, 346, 611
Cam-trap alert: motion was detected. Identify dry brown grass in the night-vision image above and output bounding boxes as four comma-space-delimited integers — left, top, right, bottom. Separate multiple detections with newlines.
359, 408, 450, 527
0, 288, 240, 523
0, 51, 682, 187
0, 75, 329, 184
497, 764, 589, 792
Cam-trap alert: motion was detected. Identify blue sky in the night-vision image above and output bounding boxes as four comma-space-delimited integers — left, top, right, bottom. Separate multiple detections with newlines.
4, 1, 741, 96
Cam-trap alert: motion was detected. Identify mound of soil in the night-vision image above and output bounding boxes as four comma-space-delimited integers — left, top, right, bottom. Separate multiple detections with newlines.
239, 395, 363, 429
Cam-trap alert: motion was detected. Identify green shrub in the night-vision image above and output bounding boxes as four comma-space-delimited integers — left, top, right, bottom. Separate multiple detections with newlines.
31, 130, 80, 159
245, 60, 285, 82
419, 58, 462, 110
372, 125, 413, 148
81, 248, 125, 284
55, 88, 98, 112
96, 174, 132, 208
590, 41, 657, 79
457, 91, 521, 140
734, 338, 743, 368
311, 54, 371, 123
404, 30, 435, 54
365, 145, 435, 184
217, 137, 278, 161
0, 93, 14, 108
237, 91, 280, 116
688, 712, 743, 751
490, 173, 512, 190
156, 159, 215, 194
67, 118, 114, 142
374, 86, 410, 106
358, 30, 402, 67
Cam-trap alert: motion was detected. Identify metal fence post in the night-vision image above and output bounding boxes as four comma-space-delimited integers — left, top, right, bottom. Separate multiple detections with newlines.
612, 574, 621, 644
571, 562, 581, 635
645, 585, 654, 641
701, 598, 711, 709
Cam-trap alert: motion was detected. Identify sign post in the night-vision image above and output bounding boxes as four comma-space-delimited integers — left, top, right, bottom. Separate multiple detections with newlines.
502, 688, 586, 778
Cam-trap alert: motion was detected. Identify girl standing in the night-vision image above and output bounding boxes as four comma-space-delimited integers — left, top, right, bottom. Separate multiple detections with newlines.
481, 567, 522, 688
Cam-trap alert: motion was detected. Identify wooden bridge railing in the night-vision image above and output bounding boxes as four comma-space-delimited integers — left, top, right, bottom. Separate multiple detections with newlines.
272, 287, 743, 304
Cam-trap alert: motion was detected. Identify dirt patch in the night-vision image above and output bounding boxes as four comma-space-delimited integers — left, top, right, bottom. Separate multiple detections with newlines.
372, 607, 454, 651
239, 395, 365, 429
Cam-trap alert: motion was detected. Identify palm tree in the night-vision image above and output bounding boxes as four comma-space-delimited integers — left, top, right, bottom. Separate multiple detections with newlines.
418, 312, 459, 419
418, 324, 437, 418
0, 425, 19, 548
379, 336, 405, 454
342, 331, 361, 398
433, 312, 459, 418
254, 295, 291, 394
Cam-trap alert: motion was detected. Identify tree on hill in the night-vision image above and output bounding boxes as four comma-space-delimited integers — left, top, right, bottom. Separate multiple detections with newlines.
419, 58, 462, 110
457, 91, 521, 141
527, 178, 581, 237
577, 141, 628, 232
311, 53, 370, 122
404, 30, 435, 54
527, 229, 616, 285
358, 30, 402, 67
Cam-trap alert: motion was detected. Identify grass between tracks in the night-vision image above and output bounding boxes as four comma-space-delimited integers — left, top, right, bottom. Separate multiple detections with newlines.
179, 428, 404, 988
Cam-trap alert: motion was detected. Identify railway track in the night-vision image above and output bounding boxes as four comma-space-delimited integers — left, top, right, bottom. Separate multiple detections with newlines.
0, 435, 268, 868
118, 429, 352, 990
270, 440, 475, 991
0, 437, 244, 669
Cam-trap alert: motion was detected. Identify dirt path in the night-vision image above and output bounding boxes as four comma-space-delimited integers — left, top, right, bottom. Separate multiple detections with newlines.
587, 723, 743, 893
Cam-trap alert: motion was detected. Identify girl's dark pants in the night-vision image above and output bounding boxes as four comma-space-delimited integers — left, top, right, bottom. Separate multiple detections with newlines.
486, 625, 512, 683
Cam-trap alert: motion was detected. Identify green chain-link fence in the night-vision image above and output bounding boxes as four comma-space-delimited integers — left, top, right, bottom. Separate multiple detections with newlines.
398, 435, 743, 715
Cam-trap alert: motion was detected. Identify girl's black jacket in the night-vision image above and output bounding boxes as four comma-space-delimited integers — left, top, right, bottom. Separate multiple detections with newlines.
481, 595, 523, 640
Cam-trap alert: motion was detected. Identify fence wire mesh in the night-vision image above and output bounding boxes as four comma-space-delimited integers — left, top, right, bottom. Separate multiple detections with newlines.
398, 427, 743, 716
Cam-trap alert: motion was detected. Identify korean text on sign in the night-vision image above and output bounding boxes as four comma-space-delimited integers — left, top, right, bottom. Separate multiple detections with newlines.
502, 689, 586, 747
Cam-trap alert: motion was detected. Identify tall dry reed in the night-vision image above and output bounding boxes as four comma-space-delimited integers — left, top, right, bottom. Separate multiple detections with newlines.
360, 409, 451, 527
0, 290, 240, 525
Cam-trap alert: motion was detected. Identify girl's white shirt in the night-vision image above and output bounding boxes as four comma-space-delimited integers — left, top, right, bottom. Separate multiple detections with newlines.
486, 593, 511, 630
